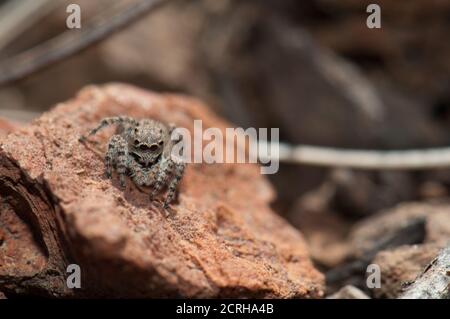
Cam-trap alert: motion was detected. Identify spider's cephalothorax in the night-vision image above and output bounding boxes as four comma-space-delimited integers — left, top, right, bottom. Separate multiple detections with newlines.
129, 120, 166, 167
81, 116, 185, 208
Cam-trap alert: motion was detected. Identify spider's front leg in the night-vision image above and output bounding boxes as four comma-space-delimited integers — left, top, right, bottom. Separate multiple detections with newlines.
80, 116, 137, 141
106, 134, 129, 188
164, 160, 186, 208
150, 157, 173, 199
159, 126, 185, 207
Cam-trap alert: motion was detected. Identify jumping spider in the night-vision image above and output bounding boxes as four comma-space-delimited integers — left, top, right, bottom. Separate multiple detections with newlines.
80, 116, 185, 208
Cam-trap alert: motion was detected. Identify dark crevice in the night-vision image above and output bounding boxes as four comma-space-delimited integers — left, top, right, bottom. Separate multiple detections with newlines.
339, 50, 386, 70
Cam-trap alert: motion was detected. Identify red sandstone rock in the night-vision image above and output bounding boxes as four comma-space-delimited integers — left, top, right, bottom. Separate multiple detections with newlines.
0, 84, 324, 298
0, 117, 18, 136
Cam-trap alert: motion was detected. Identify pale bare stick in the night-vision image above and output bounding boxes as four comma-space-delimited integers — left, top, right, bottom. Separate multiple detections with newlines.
258, 141, 450, 170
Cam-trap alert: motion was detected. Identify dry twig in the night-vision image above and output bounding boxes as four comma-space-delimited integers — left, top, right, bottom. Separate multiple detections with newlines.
0, 0, 61, 52
0, 0, 167, 86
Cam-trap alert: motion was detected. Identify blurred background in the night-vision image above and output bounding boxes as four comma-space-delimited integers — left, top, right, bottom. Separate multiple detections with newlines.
0, 0, 449, 296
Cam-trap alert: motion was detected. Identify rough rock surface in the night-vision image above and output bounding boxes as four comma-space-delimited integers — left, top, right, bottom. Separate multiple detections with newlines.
399, 244, 450, 299
349, 202, 450, 298
372, 244, 442, 298
349, 202, 450, 258
0, 83, 324, 298
324, 202, 450, 294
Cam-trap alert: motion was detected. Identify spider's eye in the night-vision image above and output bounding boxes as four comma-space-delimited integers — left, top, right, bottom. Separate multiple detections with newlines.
149, 144, 159, 152
158, 140, 164, 146
139, 144, 150, 151
134, 139, 140, 145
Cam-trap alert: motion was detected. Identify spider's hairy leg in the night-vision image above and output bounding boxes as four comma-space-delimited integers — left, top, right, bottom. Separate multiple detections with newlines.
167, 122, 177, 135
106, 134, 129, 187
150, 158, 173, 198
169, 123, 184, 143
80, 116, 137, 141
163, 124, 184, 160
164, 161, 185, 208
